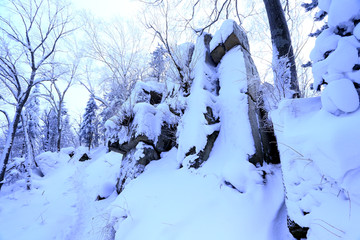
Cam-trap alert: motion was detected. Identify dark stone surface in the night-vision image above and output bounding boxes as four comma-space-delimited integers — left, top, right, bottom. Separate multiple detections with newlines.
288, 218, 309, 240
79, 153, 90, 162
116, 143, 159, 194
210, 44, 226, 65
109, 123, 177, 155
188, 130, 219, 169
204, 106, 219, 125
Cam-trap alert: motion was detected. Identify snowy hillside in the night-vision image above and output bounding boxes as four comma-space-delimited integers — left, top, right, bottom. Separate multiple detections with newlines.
0, 146, 292, 240
1, 2, 360, 239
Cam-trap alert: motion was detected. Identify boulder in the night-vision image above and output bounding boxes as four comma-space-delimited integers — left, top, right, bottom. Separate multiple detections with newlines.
116, 143, 159, 193
108, 123, 177, 155
79, 153, 91, 162
223, 22, 250, 52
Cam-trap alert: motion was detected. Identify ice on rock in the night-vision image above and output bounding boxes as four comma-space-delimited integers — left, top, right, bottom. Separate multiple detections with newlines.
328, 0, 360, 27
321, 78, 359, 113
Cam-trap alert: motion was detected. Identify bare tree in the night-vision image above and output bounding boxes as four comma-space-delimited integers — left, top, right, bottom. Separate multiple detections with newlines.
0, 0, 73, 190
41, 58, 79, 152
82, 14, 145, 105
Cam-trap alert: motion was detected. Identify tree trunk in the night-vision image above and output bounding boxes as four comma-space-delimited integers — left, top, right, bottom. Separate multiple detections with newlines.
0, 85, 33, 191
0, 103, 27, 190
263, 0, 300, 98
21, 114, 33, 190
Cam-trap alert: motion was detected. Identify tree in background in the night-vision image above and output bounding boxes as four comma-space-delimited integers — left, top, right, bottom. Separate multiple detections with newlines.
149, 44, 167, 82
24, 85, 41, 157
80, 96, 98, 150
0, 0, 73, 190
40, 109, 58, 152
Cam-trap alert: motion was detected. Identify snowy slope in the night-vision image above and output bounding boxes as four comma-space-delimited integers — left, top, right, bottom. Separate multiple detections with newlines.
0, 147, 122, 240
0, 143, 292, 240
110, 148, 291, 240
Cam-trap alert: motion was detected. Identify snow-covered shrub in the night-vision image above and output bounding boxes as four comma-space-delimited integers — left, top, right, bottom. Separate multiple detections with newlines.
4, 157, 26, 185
309, 0, 360, 114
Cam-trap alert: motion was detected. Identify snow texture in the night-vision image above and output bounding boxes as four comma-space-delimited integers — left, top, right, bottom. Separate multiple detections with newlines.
209, 19, 238, 52
272, 97, 360, 240
176, 34, 219, 165
310, 0, 360, 114
110, 148, 291, 240
0, 146, 122, 240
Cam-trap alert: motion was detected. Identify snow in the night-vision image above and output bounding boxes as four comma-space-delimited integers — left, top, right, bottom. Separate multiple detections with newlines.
327, 0, 360, 27
327, 37, 359, 74
209, 19, 238, 52
272, 98, 360, 239
176, 34, 219, 164
310, 0, 360, 114
110, 148, 291, 240
0, 146, 122, 240
354, 23, 360, 40
217, 46, 255, 157
321, 78, 359, 113
318, 0, 331, 12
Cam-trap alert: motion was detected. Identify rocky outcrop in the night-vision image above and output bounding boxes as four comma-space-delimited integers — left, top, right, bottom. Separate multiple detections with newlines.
176, 33, 220, 169
107, 81, 178, 193
209, 20, 279, 165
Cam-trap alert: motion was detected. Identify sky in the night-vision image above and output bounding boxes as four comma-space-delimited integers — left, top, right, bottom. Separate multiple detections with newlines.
71, 0, 141, 20
63, 0, 143, 118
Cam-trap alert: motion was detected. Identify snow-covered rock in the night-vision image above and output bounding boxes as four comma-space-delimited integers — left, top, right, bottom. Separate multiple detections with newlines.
36, 151, 70, 175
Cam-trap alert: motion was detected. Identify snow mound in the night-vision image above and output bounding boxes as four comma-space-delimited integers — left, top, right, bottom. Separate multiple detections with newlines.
321, 78, 359, 113
36, 151, 70, 175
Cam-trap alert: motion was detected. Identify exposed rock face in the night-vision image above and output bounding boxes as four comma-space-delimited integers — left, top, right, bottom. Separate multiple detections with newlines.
210, 44, 226, 64
116, 143, 159, 193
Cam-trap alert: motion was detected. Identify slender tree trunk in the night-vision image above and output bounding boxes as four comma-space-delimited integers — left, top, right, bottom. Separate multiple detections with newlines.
0, 83, 34, 191
56, 103, 62, 152
263, 0, 300, 98
0, 101, 28, 190
21, 114, 33, 190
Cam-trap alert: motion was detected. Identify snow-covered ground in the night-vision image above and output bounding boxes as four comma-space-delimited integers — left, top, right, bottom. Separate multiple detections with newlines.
0, 147, 122, 240
0, 143, 292, 240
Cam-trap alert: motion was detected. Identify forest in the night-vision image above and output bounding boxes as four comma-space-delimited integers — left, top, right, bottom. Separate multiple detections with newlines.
0, 0, 360, 239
